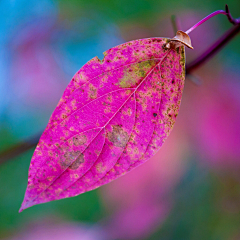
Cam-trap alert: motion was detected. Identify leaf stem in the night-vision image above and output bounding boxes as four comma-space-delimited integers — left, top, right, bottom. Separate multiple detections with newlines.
185, 10, 226, 34
185, 5, 240, 35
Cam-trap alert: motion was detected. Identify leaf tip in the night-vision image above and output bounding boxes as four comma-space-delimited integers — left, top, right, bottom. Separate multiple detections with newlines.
19, 201, 27, 212
19, 197, 35, 212
19, 206, 24, 213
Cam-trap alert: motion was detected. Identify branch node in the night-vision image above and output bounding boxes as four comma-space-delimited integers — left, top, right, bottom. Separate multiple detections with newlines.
225, 4, 240, 25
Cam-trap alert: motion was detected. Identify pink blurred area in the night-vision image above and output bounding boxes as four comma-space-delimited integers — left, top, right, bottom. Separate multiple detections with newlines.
182, 70, 240, 170
9, 19, 67, 109
100, 126, 189, 239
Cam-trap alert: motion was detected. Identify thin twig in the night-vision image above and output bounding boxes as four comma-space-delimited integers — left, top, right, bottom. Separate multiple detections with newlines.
186, 23, 240, 74
0, 134, 40, 165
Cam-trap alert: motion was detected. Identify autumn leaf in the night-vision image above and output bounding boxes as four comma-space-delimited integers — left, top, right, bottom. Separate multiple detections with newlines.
20, 36, 186, 211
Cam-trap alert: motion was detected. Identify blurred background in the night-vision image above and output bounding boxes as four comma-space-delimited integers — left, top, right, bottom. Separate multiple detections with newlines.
0, 0, 240, 239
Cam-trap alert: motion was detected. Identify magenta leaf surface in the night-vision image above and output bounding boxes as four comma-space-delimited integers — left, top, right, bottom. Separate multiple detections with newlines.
20, 38, 185, 211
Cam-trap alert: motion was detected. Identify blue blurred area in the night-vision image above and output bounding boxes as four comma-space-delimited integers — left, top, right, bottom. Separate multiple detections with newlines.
0, 0, 58, 137
0, 0, 240, 239
0, 0, 122, 139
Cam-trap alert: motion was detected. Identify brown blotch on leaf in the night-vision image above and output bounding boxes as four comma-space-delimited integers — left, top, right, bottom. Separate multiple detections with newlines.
107, 125, 129, 148
88, 83, 98, 99
153, 113, 157, 117
118, 60, 156, 88
69, 154, 85, 170
73, 135, 87, 146
60, 151, 85, 170
96, 162, 107, 173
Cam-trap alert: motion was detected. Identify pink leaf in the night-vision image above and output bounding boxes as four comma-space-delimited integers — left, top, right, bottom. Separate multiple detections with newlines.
20, 37, 185, 211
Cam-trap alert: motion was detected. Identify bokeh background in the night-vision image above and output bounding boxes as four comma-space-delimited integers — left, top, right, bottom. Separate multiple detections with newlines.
0, 0, 240, 239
